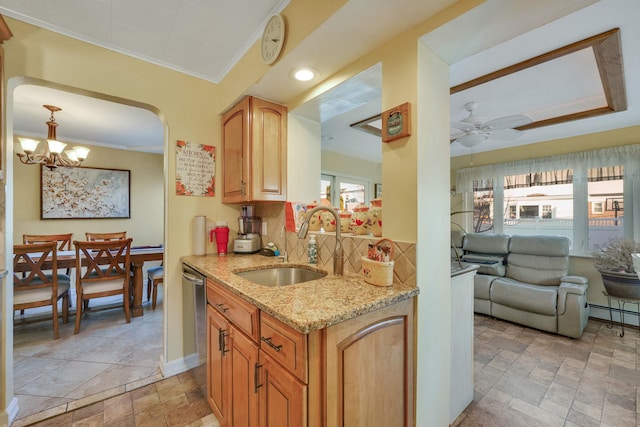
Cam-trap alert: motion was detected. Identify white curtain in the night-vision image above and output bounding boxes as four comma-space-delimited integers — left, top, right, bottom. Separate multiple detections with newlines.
456, 144, 640, 243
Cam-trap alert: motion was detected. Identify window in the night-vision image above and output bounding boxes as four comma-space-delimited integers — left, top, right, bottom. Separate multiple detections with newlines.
591, 201, 604, 214
472, 179, 494, 233
588, 166, 624, 249
519, 205, 539, 218
503, 170, 573, 240
321, 173, 370, 211
457, 144, 640, 255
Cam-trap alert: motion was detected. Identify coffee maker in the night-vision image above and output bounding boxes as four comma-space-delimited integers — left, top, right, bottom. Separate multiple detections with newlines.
234, 205, 262, 254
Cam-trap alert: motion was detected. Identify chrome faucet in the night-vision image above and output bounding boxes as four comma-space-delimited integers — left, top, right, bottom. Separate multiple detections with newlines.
298, 205, 343, 275
279, 225, 288, 263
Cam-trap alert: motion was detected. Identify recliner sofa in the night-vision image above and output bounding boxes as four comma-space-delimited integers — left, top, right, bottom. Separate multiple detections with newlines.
459, 233, 590, 338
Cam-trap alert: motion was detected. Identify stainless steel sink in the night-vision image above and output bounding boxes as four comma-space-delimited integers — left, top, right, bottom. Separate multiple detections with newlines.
235, 266, 327, 286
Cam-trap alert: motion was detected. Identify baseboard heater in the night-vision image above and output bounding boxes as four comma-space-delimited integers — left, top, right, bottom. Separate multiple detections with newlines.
589, 303, 640, 328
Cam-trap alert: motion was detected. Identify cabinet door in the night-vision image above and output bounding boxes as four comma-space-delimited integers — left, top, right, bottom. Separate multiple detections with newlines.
229, 325, 260, 427
222, 97, 250, 203
259, 353, 306, 427
324, 298, 414, 427
207, 305, 231, 425
249, 97, 287, 201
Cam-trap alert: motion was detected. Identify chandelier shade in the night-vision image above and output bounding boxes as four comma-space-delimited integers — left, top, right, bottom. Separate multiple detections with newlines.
16, 105, 90, 169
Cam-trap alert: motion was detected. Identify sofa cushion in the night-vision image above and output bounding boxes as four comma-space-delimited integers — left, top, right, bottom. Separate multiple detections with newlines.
507, 253, 569, 285
463, 233, 510, 255
474, 274, 496, 300
508, 235, 570, 256
505, 235, 570, 285
491, 278, 558, 316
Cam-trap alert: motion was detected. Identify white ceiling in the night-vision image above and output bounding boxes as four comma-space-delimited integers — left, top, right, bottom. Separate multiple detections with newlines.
2, 0, 639, 161
429, 0, 640, 157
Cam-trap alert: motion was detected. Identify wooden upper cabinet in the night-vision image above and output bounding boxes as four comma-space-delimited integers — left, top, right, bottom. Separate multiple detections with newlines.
221, 96, 287, 203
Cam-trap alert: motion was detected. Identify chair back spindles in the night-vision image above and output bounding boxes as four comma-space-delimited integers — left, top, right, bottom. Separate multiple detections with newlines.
13, 242, 70, 339
23, 233, 73, 251
73, 238, 133, 334
85, 231, 127, 242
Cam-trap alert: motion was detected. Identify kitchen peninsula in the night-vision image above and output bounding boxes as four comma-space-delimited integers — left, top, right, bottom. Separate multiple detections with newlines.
182, 253, 419, 427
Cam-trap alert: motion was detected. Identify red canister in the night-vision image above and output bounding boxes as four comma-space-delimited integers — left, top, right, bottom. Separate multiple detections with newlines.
212, 221, 230, 255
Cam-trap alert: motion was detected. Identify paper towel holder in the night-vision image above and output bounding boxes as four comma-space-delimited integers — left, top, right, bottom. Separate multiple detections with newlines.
193, 215, 206, 255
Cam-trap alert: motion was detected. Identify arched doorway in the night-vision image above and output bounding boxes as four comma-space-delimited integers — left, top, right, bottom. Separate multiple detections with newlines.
6, 77, 167, 421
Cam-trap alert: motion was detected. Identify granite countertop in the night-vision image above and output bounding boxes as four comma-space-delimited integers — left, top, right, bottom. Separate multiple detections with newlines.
181, 254, 419, 334
451, 261, 480, 277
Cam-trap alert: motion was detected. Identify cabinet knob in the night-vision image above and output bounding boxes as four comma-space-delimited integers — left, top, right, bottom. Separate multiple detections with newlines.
216, 303, 229, 313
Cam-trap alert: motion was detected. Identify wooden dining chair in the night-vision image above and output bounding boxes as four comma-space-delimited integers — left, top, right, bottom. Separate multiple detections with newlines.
13, 241, 70, 339
146, 265, 164, 309
74, 238, 133, 334
23, 233, 73, 250
85, 231, 127, 241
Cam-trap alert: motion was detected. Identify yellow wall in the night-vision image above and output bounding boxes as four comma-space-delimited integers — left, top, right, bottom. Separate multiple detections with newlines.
321, 150, 382, 189
3, 17, 223, 370
13, 144, 163, 245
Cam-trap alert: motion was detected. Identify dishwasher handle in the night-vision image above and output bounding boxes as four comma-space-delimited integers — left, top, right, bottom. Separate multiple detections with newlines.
182, 270, 205, 286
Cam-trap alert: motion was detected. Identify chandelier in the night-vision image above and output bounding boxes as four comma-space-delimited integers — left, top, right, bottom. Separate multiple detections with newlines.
16, 105, 90, 169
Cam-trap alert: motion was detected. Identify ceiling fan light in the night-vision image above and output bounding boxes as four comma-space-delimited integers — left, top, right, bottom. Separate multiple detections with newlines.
72, 146, 90, 160
18, 137, 40, 153
458, 134, 487, 148
47, 139, 67, 154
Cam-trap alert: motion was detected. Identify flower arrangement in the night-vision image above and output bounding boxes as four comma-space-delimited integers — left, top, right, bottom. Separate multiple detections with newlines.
592, 238, 640, 274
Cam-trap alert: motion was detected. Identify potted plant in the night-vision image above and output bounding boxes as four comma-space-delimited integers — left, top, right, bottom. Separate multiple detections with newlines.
592, 238, 640, 299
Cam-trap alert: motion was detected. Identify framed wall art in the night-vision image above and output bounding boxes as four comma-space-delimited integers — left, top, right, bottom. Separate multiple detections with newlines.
41, 166, 131, 219
382, 102, 411, 142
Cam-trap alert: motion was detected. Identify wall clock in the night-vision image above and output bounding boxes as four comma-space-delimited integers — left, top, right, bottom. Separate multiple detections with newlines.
261, 14, 285, 65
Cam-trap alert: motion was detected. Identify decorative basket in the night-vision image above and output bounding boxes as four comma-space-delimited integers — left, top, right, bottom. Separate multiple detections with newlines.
361, 238, 395, 287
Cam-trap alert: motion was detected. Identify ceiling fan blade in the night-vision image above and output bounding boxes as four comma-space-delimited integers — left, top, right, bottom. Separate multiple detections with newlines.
486, 128, 523, 141
481, 114, 533, 130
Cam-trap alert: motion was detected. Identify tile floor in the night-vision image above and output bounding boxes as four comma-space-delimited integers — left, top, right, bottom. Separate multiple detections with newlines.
454, 314, 640, 426
15, 299, 640, 427
13, 288, 209, 426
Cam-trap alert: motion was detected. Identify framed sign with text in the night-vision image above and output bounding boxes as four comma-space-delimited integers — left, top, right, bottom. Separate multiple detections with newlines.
175, 140, 216, 196
382, 102, 411, 142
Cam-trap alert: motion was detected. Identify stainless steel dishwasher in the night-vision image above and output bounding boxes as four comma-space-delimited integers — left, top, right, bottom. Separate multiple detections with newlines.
182, 264, 206, 365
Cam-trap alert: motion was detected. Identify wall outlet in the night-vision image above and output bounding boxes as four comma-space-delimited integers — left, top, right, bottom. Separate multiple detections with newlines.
262, 221, 268, 235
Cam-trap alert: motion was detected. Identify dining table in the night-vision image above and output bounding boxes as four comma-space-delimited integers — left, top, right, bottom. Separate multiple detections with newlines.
15, 245, 164, 317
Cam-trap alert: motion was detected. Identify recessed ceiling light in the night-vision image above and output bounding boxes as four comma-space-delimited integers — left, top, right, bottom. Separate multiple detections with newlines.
291, 67, 317, 81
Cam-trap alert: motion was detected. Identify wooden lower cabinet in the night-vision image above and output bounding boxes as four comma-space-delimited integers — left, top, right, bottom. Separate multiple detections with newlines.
323, 298, 415, 427
206, 279, 415, 427
229, 325, 259, 426
259, 352, 306, 426
206, 305, 230, 425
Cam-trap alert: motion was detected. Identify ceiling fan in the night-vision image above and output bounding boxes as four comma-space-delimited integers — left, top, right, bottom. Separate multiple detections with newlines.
450, 101, 533, 147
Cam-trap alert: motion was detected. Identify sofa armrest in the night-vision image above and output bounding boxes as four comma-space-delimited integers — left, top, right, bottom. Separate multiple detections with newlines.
557, 281, 589, 314
561, 275, 589, 285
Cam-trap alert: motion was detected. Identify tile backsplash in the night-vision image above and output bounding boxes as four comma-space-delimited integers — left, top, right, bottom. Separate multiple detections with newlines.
256, 203, 416, 287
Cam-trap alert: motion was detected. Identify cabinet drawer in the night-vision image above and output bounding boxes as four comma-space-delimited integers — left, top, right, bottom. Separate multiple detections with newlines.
260, 312, 307, 383
207, 279, 259, 342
